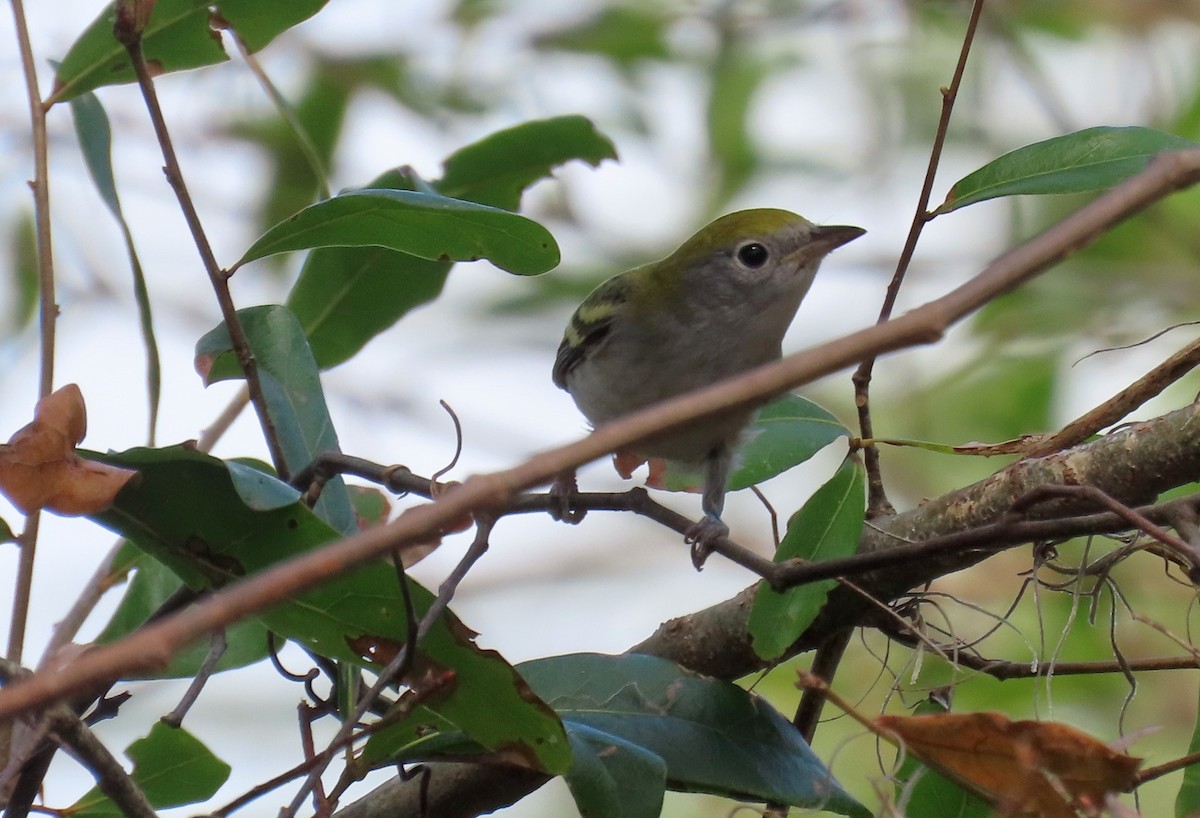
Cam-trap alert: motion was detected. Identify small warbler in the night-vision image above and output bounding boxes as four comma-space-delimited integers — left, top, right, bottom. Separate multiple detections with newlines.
553, 208, 864, 557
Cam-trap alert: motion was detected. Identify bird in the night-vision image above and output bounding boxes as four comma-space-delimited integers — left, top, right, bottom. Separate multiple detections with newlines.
552, 208, 864, 562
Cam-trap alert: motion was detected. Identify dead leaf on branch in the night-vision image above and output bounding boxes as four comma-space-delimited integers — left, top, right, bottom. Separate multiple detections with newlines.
877, 711, 1141, 817
0, 384, 136, 515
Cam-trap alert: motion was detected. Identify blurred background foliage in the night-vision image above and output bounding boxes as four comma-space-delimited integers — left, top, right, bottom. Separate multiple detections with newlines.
6, 1, 1200, 815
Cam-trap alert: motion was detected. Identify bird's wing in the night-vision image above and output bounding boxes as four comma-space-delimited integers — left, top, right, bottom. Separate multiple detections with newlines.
551, 274, 630, 390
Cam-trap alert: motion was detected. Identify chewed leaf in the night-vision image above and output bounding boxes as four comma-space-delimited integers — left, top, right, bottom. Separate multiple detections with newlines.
936, 126, 1198, 214
70, 722, 230, 815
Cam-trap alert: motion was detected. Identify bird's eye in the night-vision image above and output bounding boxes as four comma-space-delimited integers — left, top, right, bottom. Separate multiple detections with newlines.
736, 242, 769, 269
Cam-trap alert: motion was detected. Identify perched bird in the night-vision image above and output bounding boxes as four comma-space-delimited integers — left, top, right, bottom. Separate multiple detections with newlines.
553, 208, 864, 559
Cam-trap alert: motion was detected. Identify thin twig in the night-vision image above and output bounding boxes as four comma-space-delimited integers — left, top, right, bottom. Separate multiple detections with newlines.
44, 707, 157, 818
161, 631, 227, 727
7, 0, 59, 668
885, 626, 1200, 679
1022, 333, 1200, 458
1137, 751, 1200, 786
1012, 484, 1200, 579
281, 518, 497, 817
851, 0, 986, 517
114, 9, 288, 476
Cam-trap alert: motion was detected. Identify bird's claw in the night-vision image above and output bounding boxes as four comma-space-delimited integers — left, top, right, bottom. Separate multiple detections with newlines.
685, 517, 729, 570
548, 472, 586, 524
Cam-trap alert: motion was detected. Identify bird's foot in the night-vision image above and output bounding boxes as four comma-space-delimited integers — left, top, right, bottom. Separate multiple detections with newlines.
684, 516, 729, 570
548, 471, 586, 524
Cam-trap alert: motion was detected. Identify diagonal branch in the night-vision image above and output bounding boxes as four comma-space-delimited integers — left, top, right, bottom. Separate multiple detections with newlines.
0, 148, 1199, 725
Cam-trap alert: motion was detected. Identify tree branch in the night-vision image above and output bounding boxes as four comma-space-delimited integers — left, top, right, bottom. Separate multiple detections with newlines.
357, 400, 1200, 818
0, 146, 1199, 758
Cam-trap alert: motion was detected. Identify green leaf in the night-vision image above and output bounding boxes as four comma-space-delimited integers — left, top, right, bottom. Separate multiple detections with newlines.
50, 0, 329, 103
526, 654, 868, 817
195, 305, 354, 534
283, 168, 448, 368
89, 445, 569, 775
68, 92, 121, 216
748, 458, 866, 661
287, 118, 613, 368
1177, 685, 1200, 817
438, 115, 617, 211
216, 0, 329, 52
935, 126, 1198, 214
237, 189, 559, 276
69, 722, 230, 816
661, 395, 848, 493
729, 395, 849, 490
707, 47, 770, 205
563, 723, 666, 818
3, 213, 38, 336
347, 485, 392, 530
96, 552, 270, 679
894, 698, 992, 818
69, 89, 161, 443
363, 653, 868, 818
533, 7, 672, 66
0, 517, 15, 544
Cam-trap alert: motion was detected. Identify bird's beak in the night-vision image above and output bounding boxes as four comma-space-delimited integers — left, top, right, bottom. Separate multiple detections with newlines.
785, 224, 866, 265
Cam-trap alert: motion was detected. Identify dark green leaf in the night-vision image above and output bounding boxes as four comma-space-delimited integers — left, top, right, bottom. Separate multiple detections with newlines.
564, 723, 666, 818
524, 654, 868, 817
894, 698, 991, 818
96, 552, 270, 679
662, 395, 848, 493
216, 0, 329, 52
69, 89, 161, 443
51, 0, 329, 103
0, 517, 15, 544
936, 126, 1198, 214
365, 653, 867, 817
89, 446, 569, 775
749, 458, 865, 661
52, 0, 223, 103
195, 305, 354, 534
68, 92, 121, 217
287, 118, 614, 368
237, 189, 558, 276
69, 722, 230, 815
291, 246, 449, 368
438, 115, 617, 211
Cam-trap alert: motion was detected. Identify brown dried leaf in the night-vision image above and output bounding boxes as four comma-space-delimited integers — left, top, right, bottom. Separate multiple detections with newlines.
0, 385, 136, 515
877, 712, 1141, 817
